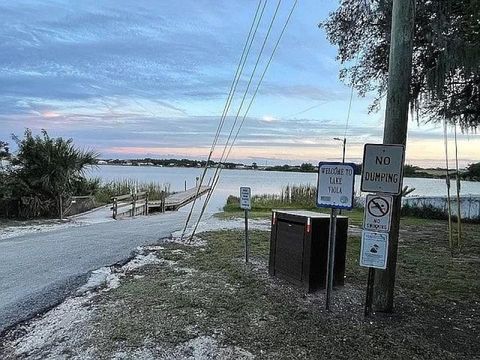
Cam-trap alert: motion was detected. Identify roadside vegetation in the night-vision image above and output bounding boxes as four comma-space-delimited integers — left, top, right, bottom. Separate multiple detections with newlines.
221, 184, 477, 223
0, 130, 98, 219
13, 221, 477, 358
224, 183, 480, 225
94, 180, 170, 204
0, 130, 172, 220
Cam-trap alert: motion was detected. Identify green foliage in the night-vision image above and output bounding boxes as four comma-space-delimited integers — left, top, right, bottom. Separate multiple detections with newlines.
1, 129, 98, 218
321, 0, 480, 129
94, 180, 170, 204
463, 162, 480, 180
404, 164, 419, 177
401, 203, 450, 221
0, 140, 10, 159
300, 163, 315, 172
223, 184, 317, 212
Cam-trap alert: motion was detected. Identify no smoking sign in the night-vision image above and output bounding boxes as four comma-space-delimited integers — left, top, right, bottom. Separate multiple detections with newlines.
363, 194, 393, 232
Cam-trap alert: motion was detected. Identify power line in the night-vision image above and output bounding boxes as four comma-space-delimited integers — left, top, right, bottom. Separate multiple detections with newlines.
187, 0, 285, 241
180, 0, 266, 239
213, 0, 283, 174
189, 0, 298, 241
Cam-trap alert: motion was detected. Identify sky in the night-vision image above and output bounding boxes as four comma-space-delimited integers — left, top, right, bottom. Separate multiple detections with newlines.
0, 0, 478, 168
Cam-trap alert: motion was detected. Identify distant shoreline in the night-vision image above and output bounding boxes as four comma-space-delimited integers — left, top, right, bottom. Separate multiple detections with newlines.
95, 162, 474, 181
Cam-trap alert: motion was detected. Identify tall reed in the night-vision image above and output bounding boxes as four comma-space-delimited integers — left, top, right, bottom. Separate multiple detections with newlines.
95, 179, 171, 204
224, 184, 317, 211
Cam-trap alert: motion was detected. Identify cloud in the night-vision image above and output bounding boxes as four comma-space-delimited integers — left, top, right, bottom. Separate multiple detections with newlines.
261, 115, 277, 123
0, 0, 478, 168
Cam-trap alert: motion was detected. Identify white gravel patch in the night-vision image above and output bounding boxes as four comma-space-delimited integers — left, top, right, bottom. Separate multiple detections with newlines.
76, 267, 114, 294
0, 206, 114, 241
110, 336, 255, 360
4, 294, 96, 359
0, 220, 83, 241
169, 216, 271, 246
166, 335, 255, 359
2, 244, 181, 359
176, 216, 271, 237
2, 216, 270, 359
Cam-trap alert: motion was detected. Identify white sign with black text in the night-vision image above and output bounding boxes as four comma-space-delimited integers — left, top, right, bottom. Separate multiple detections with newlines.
361, 144, 405, 195
240, 187, 251, 210
316, 162, 356, 210
360, 230, 389, 269
363, 194, 393, 232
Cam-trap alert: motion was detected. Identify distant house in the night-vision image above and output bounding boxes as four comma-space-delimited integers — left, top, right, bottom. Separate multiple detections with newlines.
97, 160, 108, 165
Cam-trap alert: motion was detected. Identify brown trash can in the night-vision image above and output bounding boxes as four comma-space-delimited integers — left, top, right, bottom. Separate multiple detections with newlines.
268, 210, 348, 292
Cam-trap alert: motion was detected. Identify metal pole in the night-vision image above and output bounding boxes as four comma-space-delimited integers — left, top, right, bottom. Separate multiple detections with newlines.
325, 208, 338, 310
339, 138, 346, 216
374, 0, 416, 312
364, 267, 375, 316
244, 209, 249, 263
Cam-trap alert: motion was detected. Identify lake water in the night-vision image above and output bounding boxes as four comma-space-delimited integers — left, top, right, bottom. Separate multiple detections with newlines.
88, 165, 480, 213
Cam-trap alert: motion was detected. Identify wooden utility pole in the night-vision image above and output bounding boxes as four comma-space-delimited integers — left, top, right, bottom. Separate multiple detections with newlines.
373, 0, 416, 312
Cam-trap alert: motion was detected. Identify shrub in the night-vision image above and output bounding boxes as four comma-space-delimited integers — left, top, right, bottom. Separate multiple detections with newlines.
94, 180, 170, 204
1, 129, 98, 218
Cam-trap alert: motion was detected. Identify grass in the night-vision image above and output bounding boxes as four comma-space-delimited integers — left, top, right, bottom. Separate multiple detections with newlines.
221, 184, 469, 227
94, 179, 171, 204
88, 218, 480, 359
216, 206, 431, 228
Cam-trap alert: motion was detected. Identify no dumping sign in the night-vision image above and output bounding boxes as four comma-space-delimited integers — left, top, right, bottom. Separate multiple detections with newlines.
361, 144, 405, 195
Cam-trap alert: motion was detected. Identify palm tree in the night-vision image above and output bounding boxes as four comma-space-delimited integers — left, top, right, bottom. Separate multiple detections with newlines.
13, 129, 98, 219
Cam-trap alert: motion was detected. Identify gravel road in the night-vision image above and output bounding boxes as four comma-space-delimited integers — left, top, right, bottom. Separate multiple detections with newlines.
0, 212, 187, 334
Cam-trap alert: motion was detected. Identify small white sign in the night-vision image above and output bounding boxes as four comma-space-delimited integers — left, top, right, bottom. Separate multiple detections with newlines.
316, 162, 356, 210
361, 144, 405, 195
363, 194, 393, 232
240, 187, 251, 210
360, 230, 389, 269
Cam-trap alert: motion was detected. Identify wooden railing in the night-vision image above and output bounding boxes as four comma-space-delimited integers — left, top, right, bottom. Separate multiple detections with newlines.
112, 191, 149, 220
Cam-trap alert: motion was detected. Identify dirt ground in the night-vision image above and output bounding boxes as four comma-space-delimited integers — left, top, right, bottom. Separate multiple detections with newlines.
1, 218, 479, 359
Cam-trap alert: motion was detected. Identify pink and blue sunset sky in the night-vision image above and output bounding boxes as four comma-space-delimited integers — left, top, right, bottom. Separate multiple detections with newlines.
0, 0, 478, 167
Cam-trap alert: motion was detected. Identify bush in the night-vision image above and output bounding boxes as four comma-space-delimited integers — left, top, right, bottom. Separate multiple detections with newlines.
94, 180, 171, 204
1, 129, 98, 219
223, 185, 317, 212
401, 204, 448, 220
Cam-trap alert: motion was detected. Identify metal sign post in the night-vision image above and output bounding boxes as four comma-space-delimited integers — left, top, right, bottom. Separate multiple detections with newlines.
317, 162, 356, 310
325, 208, 338, 311
240, 187, 251, 263
360, 143, 404, 316
244, 209, 249, 263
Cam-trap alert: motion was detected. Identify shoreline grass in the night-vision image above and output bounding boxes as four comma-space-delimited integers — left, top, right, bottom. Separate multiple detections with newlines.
94, 179, 171, 204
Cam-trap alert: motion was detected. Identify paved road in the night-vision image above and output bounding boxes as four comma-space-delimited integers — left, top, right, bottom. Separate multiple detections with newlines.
0, 212, 187, 334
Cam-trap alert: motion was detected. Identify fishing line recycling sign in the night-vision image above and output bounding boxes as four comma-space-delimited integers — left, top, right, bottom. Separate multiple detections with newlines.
360, 230, 389, 269
363, 194, 393, 232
